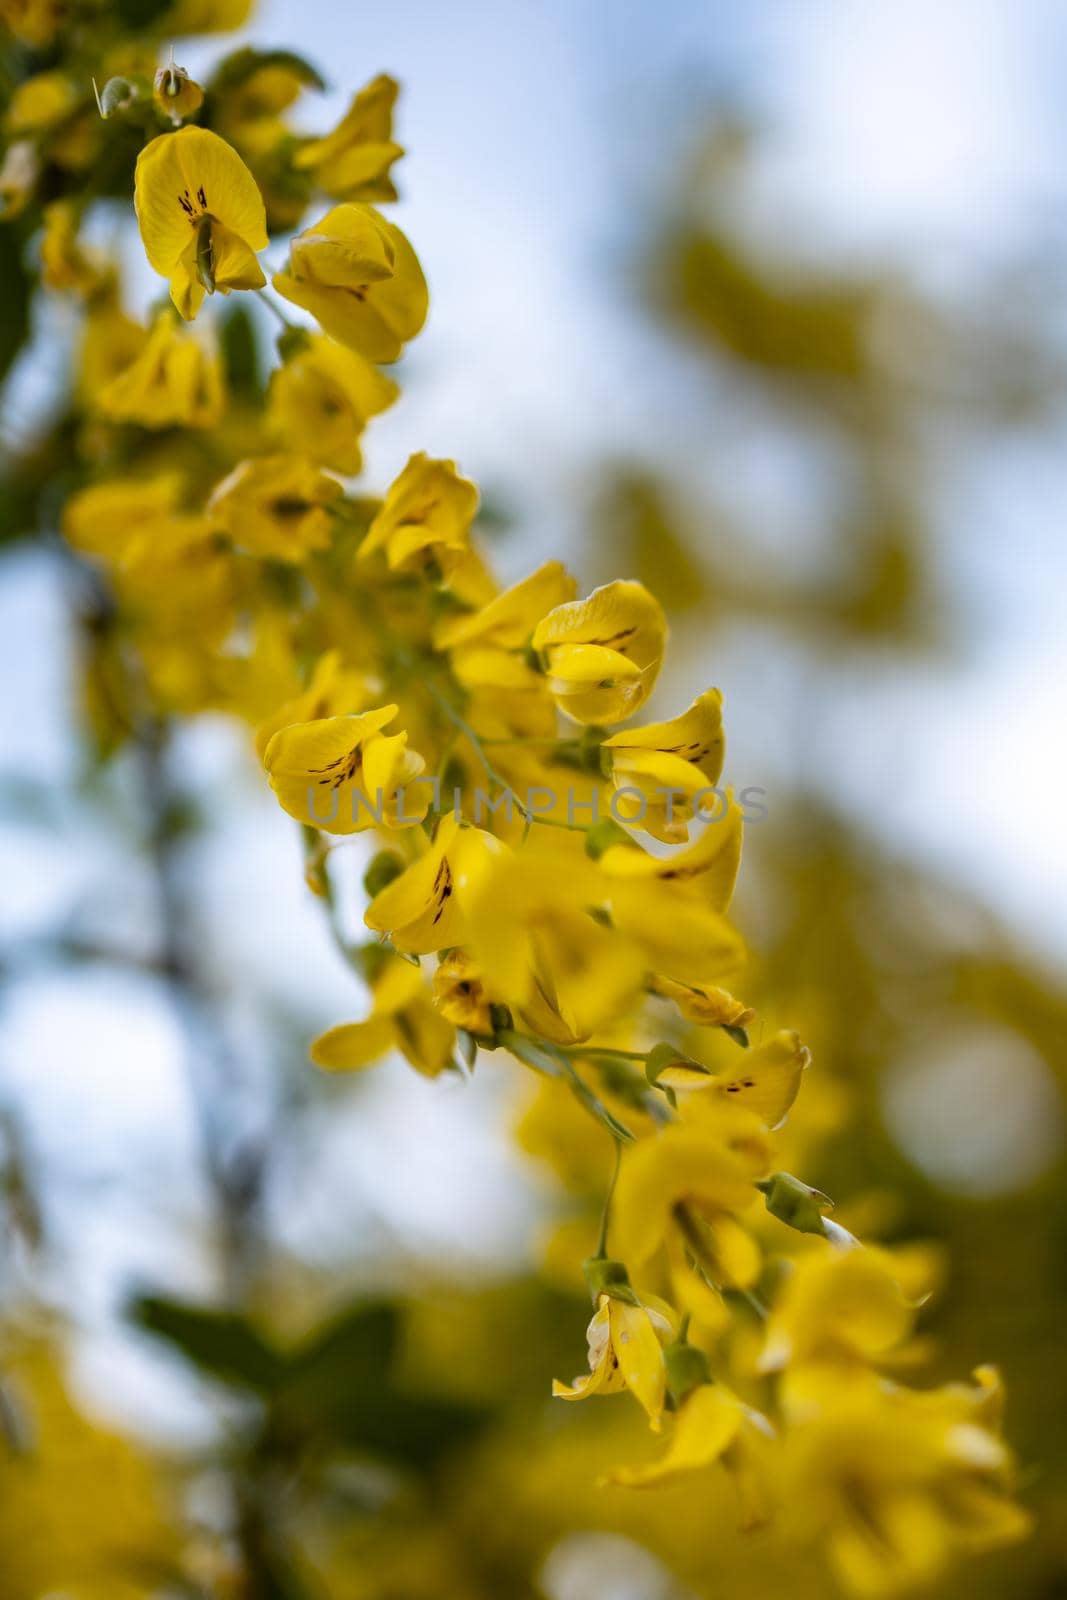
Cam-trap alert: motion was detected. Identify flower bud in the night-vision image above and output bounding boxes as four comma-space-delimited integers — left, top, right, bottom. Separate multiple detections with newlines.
154, 65, 205, 125
756, 1171, 833, 1237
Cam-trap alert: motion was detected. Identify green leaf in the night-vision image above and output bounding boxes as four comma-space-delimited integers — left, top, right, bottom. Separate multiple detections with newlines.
0, 223, 32, 391
283, 1302, 397, 1409
130, 1295, 284, 1392
219, 304, 262, 399
210, 48, 327, 94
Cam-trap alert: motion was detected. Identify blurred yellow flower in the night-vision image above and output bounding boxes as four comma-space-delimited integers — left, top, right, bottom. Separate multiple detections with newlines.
781, 1367, 1031, 1597
432, 950, 495, 1035
267, 334, 399, 474
311, 951, 454, 1076
604, 1379, 773, 1528
207, 454, 341, 560
359, 452, 479, 576
613, 1114, 770, 1287
254, 649, 373, 761
98, 310, 223, 429
294, 72, 404, 201
758, 1247, 918, 1376
153, 64, 205, 125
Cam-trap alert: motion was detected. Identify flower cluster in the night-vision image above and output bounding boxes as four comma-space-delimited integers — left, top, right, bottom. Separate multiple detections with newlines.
3, 9, 1032, 1594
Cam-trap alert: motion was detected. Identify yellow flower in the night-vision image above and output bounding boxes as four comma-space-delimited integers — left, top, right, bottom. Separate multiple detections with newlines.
264, 706, 429, 834
79, 294, 146, 401
603, 688, 724, 843
62, 473, 187, 564
433, 560, 578, 654
432, 950, 495, 1035
207, 454, 341, 560
5, 70, 77, 134
649, 974, 756, 1031
273, 203, 428, 362
166, 0, 253, 29
0, 1335, 180, 1600
649, 1029, 810, 1129
359, 453, 479, 576
603, 1380, 773, 1527
294, 73, 404, 201
134, 126, 268, 320
267, 334, 398, 474
364, 813, 505, 953
781, 1367, 1031, 1597
532, 579, 667, 725
153, 64, 205, 125
600, 786, 743, 906
432, 561, 578, 709
311, 952, 454, 1077
98, 311, 224, 430
553, 1293, 673, 1429
254, 649, 372, 761
612, 1114, 770, 1288
40, 201, 100, 294
0, 0, 59, 46
464, 848, 647, 1044
758, 1247, 917, 1376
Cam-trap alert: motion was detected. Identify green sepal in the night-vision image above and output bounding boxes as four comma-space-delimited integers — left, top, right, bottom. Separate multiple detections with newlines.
757, 1171, 833, 1236
664, 1339, 712, 1405
276, 326, 312, 362
195, 217, 215, 294
584, 817, 634, 860
644, 1041, 713, 1085
363, 849, 405, 898
723, 1023, 750, 1049
583, 1256, 639, 1306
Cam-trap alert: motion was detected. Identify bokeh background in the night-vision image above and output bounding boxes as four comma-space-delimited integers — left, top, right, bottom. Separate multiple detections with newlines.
2, 1, 1066, 1596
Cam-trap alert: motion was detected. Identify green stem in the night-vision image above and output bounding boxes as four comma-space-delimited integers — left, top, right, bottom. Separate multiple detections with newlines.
594, 1140, 624, 1257
255, 286, 297, 332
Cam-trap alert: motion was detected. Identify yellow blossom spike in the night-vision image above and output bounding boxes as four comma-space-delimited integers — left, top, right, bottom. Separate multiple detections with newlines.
134, 127, 268, 319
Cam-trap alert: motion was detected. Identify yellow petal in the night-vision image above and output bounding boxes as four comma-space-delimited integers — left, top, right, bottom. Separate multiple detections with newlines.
134, 126, 266, 286
609, 1300, 667, 1430
310, 1015, 396, 1071
711, 1029, 810, 1128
